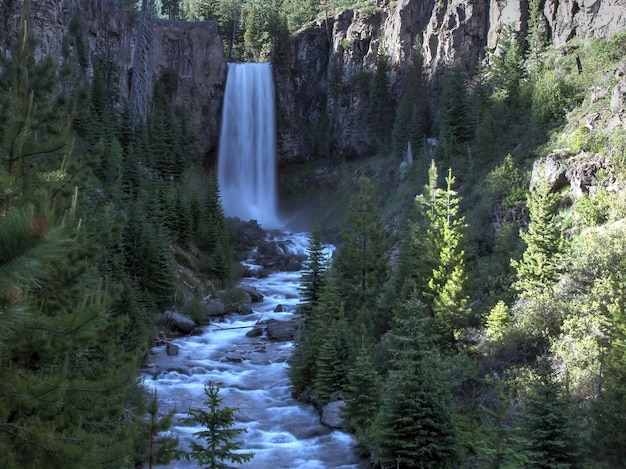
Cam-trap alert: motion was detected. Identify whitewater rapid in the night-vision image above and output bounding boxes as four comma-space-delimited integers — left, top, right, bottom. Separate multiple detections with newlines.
141, 232, 368, 468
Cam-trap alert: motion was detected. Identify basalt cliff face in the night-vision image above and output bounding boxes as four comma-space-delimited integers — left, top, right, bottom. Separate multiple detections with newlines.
1, 0, 624, 163
0, 0, 226, 158
277, 0, 626, 162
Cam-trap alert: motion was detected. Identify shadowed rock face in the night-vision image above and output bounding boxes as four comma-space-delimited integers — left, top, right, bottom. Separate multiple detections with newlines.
2, 0, 623, 165
276, 0, 626, 163
0, 0, 226, 158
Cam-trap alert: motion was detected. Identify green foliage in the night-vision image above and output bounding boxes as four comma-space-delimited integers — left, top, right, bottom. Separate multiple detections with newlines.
512, 174, 563, 295
335, 176, 388, 324
183, 381, 254, 469
343, 344, 381, 445
298, 227, 330, 314
426, 166, 470, 346
436, 63, 474, 162
373, 309, 460, 468
489, 24, 527, 101
142, 389, 180, 467
391, 45, 428, 158
290, 268, 345, 396
516, 361, 582, 468
367, 53, 395, 151
313, 317, 350, 405
0, 0, 73, 211
486, 301, 512, 340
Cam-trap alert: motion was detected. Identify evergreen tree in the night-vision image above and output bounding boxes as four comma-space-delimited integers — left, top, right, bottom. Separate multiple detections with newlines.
516, 360, 581, 468
335, 176, 388, 329
343, 344, 381, 446
200, 176, 232, 288
367, 52, 394, 150
183, 381, 254, 469
0, 0, 73, 211
397, 160, 440, 304
313, 316, 350, 405
298, 227, 330, 315
391, 44, 428, 158
490, 24, 527, 101
290, 268, 344, 396
436, 63, 474, 162
373, 302, 460, 468
526, 0, 548, 72
590, 259, 626, 467
511, 174, 562, 296
143, 389, 180, 468
426, 166, 470, 347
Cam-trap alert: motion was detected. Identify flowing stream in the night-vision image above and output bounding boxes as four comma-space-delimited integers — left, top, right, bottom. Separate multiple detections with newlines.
142, 232, 369, 468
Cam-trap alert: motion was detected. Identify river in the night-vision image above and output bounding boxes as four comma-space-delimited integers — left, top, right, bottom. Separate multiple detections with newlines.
141, 231, 370, 468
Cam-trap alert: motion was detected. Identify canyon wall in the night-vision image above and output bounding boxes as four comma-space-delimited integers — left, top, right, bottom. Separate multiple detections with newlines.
277, 0, 626, 162
0, 0, 226, 157
1, 0, 624, 162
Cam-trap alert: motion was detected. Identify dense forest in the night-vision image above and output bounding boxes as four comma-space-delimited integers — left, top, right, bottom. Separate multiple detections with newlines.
1, 0, 626, 468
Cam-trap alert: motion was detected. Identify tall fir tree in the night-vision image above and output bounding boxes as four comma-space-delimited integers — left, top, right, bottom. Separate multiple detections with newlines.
298, 227, 330, 315
516, 360, 582, 468
511, 174, 562, 296
335, 176, 388, 331
590, 258, 626, 467
367, 52, 394, 150
373, 300, 460, 468
343, 343, 381, 447
426, 165, 470, 347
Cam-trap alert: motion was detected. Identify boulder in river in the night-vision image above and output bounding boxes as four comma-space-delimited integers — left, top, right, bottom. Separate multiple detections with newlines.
261, 319, 298, 341
161, 310, 197, 334
241, 285, 264, 302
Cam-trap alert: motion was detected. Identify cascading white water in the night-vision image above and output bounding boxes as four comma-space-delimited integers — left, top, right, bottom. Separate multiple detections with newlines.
218, 63, 281, 229
141, 232, 368, 468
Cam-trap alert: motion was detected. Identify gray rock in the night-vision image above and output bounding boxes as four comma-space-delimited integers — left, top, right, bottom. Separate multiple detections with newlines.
241, 285, 264, 303
321, 400, 346, 429
246, 327, 263, 338
262, 319, 297, 342
162, 310, 197, 335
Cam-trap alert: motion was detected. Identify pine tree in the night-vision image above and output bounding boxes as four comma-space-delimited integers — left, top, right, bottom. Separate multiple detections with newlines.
590, 260, 626, 467
398, 160, 440, 304
200, 176, 232, 288
490, 24, 527, 101
426, 166, 470, 347
343, 344, 381, 446
143, 389, 180, 468
516, 360, 581, 468
367, 52, 394, 150
373, 302, 460, 468
290, 268, 344, 396
183, 381, 254, 469
436, 63, 474, 161
298, 227, 330, 315
313, 317, 350, 405
391, 44, 428, 158
335, 176, 388, 326
511, 174, 562, 296
0, 0, 73, 211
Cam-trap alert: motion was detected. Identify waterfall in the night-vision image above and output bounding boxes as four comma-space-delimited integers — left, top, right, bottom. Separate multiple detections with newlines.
218, 63, 281, 229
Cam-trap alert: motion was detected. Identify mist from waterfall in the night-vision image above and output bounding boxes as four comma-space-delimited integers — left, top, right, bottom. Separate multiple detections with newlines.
218, 62, 281, 229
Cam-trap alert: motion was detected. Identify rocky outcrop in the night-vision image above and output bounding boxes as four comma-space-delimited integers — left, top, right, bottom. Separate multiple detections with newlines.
277, 0, 626, 162
0, 0, 225, 157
